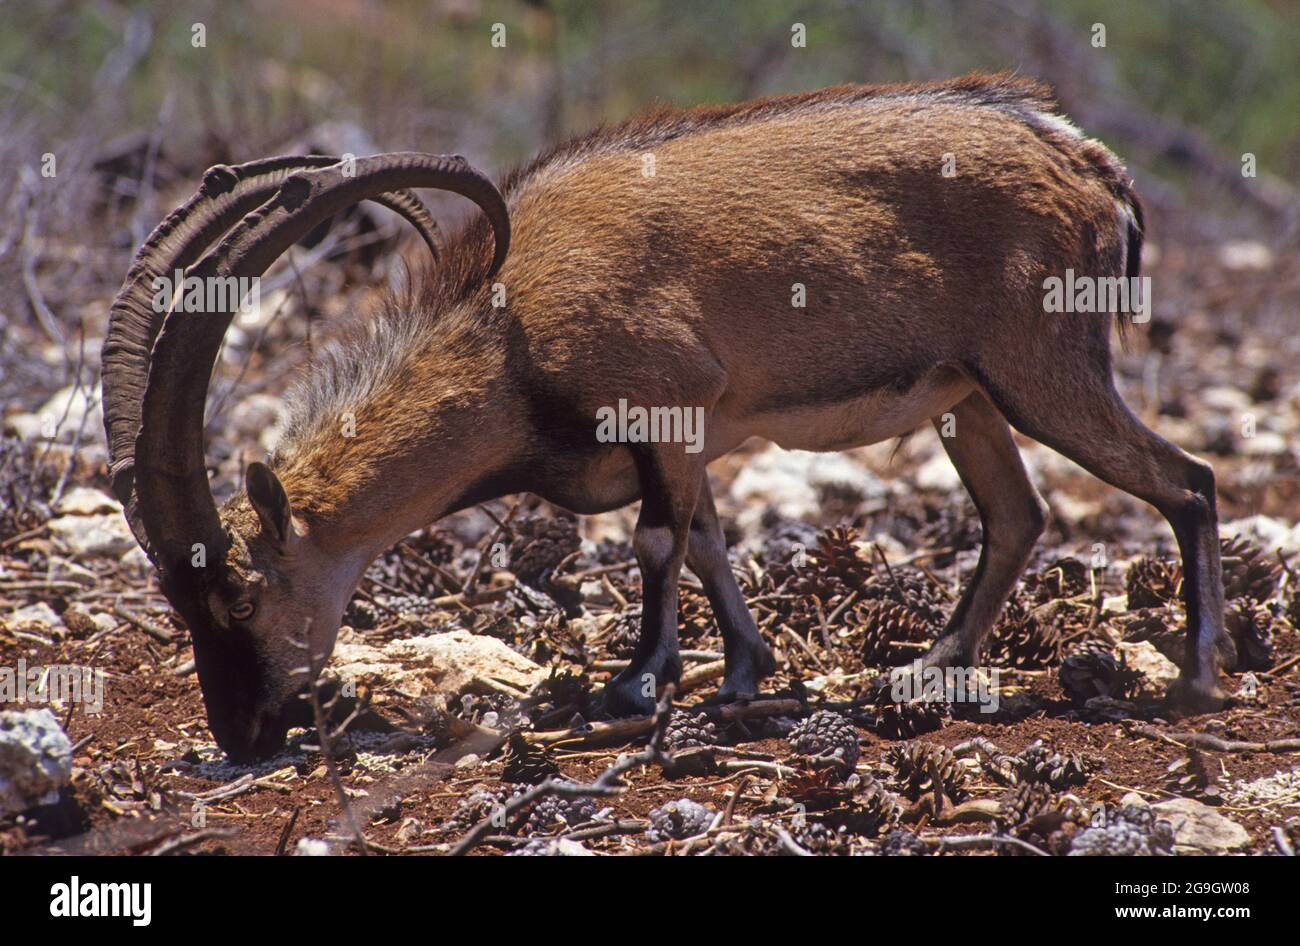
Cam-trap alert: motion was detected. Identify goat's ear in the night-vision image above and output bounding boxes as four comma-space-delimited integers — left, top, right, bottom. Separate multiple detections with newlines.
246, 462, 293, 546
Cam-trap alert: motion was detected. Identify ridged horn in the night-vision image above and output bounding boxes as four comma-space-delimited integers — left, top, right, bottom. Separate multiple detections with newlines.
101, 155, 442, 560
129, 152, 509, 575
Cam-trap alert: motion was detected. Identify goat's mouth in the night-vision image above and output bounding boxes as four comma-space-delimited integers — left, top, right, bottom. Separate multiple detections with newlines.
216, 684, 325, 762
214, 705, 295, 763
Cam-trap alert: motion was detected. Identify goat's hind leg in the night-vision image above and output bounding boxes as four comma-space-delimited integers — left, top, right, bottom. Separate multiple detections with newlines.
916, 391, 1047, 673
979, 350, 1232, 712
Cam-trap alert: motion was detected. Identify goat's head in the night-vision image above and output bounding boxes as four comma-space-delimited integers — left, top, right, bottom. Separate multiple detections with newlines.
101, 153, 509, 761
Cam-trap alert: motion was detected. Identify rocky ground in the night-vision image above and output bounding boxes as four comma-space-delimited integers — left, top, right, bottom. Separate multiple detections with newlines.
1, 170, 1298, 856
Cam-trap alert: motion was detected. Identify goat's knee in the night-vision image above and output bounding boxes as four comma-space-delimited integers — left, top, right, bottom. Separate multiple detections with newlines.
1185, 455, 1217, 512
987, 493, 1049, 561
634, 523, 678, 572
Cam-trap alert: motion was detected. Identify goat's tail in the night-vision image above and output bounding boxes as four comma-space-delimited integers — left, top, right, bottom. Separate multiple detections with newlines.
1116, 182, 1146, 345
1078, 136, 1146, 345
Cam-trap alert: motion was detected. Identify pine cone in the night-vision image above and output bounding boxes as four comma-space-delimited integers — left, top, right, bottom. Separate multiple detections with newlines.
443, 784, 508, 833
1025, 556, 1090, 603
1224, 598, 1275, 671
665, 711, 719, 750
1059, 643, 1142, 704
861, 565, 949, 628
501, 733, 560, 785
1164, 750, 1221, 803
914, 503, 984, 559
787, 766, 856, 810
820, 775, 901, 837
677, 587, 714, 640
525, 788, 597, 834
1069, 820, 1150, 855
872, 686, 950, 740
848, 599, 933, 666
603, 605, 642, 659
885, 741, 968, 801
758, 517, 821, 569
508, 515, 581, 589
999, 781, 1055, 829
1219, 536, 1281, 603
1125, 556, 1183, 609
343, 598, 380, 630
646, 799, 715, 841
812, 526, 874, 587
878, 827, 929, 855
789, 711, 861, 774
381, 593, 440, 623
1014, 740, 1095, 790
1069, 804, 1174, 856
787, 821, 849, 854
987, 601, 1062, 669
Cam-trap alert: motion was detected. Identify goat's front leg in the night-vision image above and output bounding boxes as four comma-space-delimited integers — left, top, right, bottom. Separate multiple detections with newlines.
601, 447, 703, 716
686, 473, 776, 701
919, 391, 1047, 670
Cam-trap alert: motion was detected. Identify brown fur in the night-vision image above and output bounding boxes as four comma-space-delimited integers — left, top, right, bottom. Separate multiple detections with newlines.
273, 72, 1134, 521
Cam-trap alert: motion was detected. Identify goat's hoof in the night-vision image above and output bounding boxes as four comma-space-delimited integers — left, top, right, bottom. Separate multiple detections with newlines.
712, 641, 776, 704
916, 635, 976, 672
706, 686, 757, 706
1165, 675, 1228, 715
597, 677, 658, 718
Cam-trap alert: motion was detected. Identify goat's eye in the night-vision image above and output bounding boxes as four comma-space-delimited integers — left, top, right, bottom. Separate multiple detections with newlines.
229, 602, 255, 622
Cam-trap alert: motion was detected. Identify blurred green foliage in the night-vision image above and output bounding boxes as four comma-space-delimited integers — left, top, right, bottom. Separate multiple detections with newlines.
1, 0, 1296, 181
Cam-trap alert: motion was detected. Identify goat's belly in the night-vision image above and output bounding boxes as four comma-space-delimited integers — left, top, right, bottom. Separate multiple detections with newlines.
541, 373, 972, 514
728, 373, 974, 452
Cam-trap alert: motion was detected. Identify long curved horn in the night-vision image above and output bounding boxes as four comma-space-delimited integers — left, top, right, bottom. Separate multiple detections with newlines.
131, 152, 510, 575
101, 155, 442, 560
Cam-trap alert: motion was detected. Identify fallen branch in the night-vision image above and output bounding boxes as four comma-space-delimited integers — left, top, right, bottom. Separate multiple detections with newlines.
1125, 722, 1300, 754
148, 827, 237, 856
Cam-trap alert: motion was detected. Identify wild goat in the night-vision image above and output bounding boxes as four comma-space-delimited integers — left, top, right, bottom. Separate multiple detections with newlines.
102, 74, 1231, 761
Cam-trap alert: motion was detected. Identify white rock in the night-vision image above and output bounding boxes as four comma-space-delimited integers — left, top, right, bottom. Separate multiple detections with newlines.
1019, 442, 1081, 481
54, 487, 121, 516
1117, 640, 1179, 691
730, 445, 887, 527
48, 512, 135, 558
1221, 516, 1300, 555
293, 838, 333, 856
120, 546, 153, 578
0, 708, 74, 817
8, 602, 65, 633
2, 413, 44, 441
1101, 594, 1128, 614
1239, 431, 1288, 457
332, 628, 547, 699
19, 385, 105, 444
1120, 791, 1150, 810
1200, 385, 1252, 414
913, 452, 961, 491
1218, 240, 1273, 271
1152, 797, 1249, 853
45, 557, 99, 587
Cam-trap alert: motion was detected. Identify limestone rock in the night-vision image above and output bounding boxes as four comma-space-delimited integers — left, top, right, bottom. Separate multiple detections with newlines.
332, 628, 546, 699
0, 709, 74, 817
1152, 797, 1249, 853
48, 512, 135, 558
